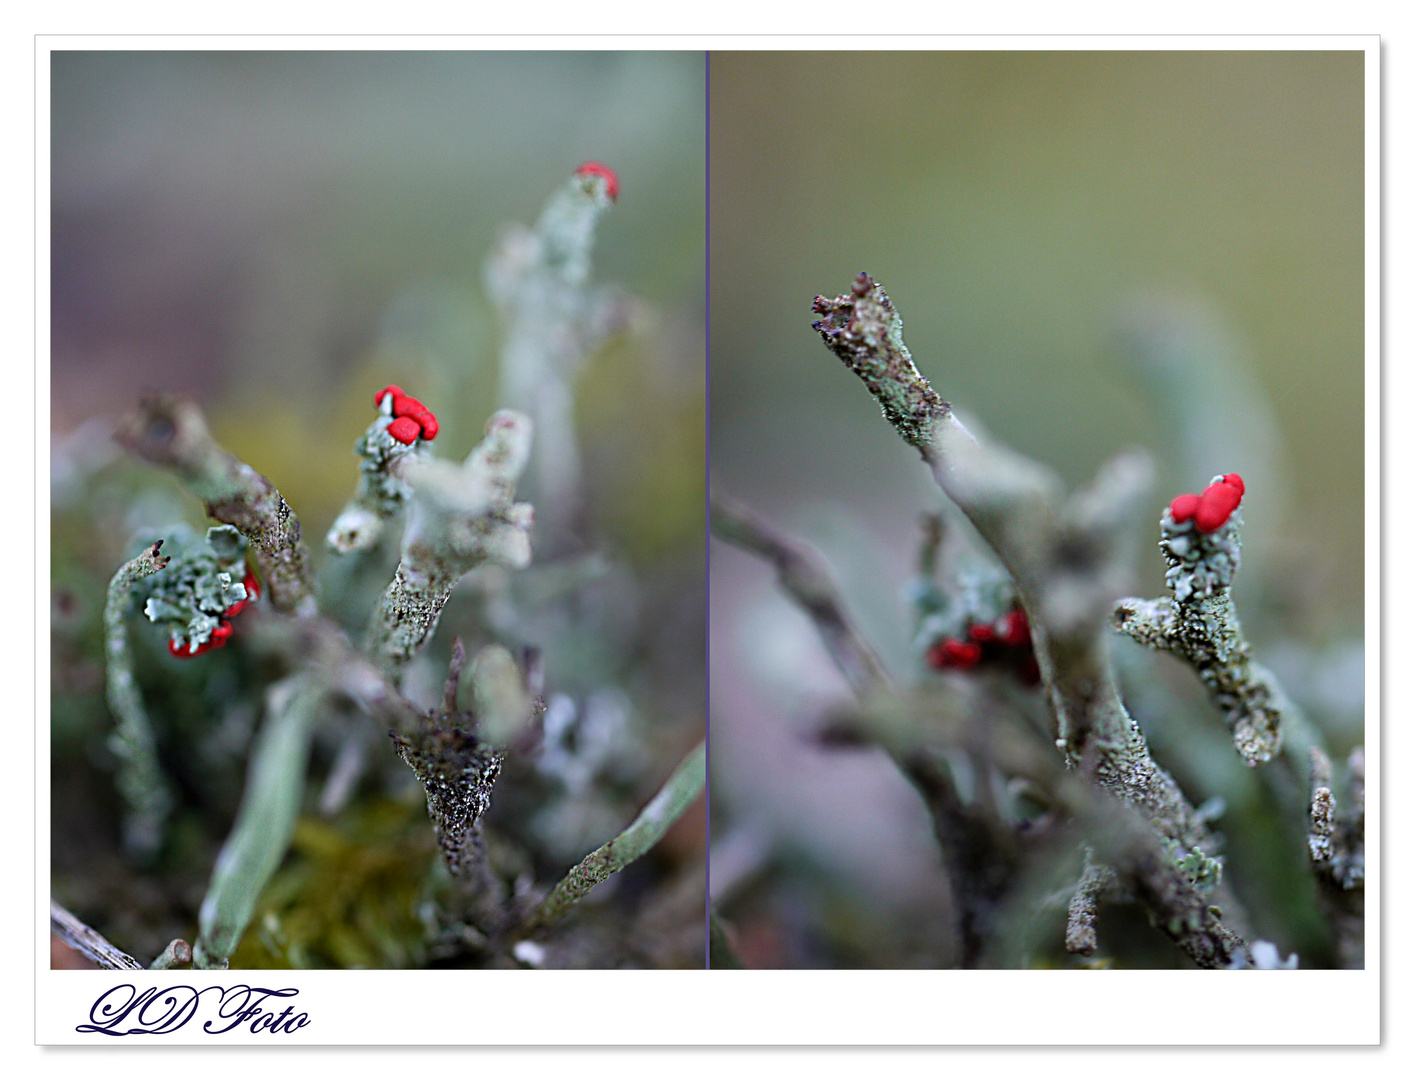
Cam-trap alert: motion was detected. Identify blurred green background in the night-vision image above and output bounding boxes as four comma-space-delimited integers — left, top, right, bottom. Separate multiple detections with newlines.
52, 51, 705, 553
708, 51, 1364, 967
50, 50, 706, 968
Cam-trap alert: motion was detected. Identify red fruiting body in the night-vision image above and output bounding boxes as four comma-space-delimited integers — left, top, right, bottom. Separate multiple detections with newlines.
926, 606, 1035, 684
387, 416, 422, 444
953, 640, 983, 666
374, 385, 404, 409
927, 638, 982, 670
398, 400, 438, 439
376, 386, 439, 442
1000, 607, 1030, 648
1169, 492, 1201, 523
575, 161, 618, 201
1167, 474, 1245, 532
1194, 477, 1243, 533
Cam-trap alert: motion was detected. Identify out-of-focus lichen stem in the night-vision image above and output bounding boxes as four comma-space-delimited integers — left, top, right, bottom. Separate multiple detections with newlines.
710, 489, 891, 698
487, 165, 620, 535
104, 540, 175, 860
518, 741, 705, 935
193, 677, 326, 969
50, 900, 143, 970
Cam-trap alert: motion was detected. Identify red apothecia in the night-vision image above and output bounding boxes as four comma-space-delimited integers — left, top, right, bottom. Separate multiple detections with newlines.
375, 385, 440, 445
927, 605, 1039, 684
574, 161, 618, 202
1169, 473, 1244, 533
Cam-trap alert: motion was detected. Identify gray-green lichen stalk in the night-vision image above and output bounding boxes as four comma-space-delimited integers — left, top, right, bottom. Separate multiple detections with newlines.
365, 410, 534, 677
809, 273, 1248, 966
520, 741, 705, 935
103, 541, 175, 860
193, 678, 326, 969
811, 276, 1213, 850
325, 397, 426, 555
487, 167, 619, 528
1113, 496, 1288, 766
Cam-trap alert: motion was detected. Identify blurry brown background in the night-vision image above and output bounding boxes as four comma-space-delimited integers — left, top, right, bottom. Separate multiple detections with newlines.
709, 51, 1364, 966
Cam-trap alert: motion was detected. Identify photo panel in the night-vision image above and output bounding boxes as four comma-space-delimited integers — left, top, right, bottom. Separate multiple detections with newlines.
48, 49, 706, 977
708, 49, 1367, 973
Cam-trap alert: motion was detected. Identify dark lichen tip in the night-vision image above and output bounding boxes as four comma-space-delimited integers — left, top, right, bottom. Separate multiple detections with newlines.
809, 274, 949, 450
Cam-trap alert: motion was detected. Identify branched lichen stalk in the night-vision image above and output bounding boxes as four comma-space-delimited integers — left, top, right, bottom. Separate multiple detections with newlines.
712, 494, 1017, 962
811, 274, 1216, 858
193, 678, 326, 968
391, 717, 505, 880
104, 540, 175, 860
365, 410, 534, 677
519, 741, 705, 934
841, 691, 1250, 967
1114, 498, 1300, 766
115, 394, 317, 617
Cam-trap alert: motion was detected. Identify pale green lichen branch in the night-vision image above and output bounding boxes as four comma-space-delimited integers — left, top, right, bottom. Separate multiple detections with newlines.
104, 539, 175, 860
364, 409, 534, 678
193, 677, 327, 968
115, 394, 317, 616
1308, 745, 1364, 891
1307, 745, 1364, 967
326, 399, 428, 555
519, 740, 705, 934
1113, 498, 1301, 766
487, 166, 620, 528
